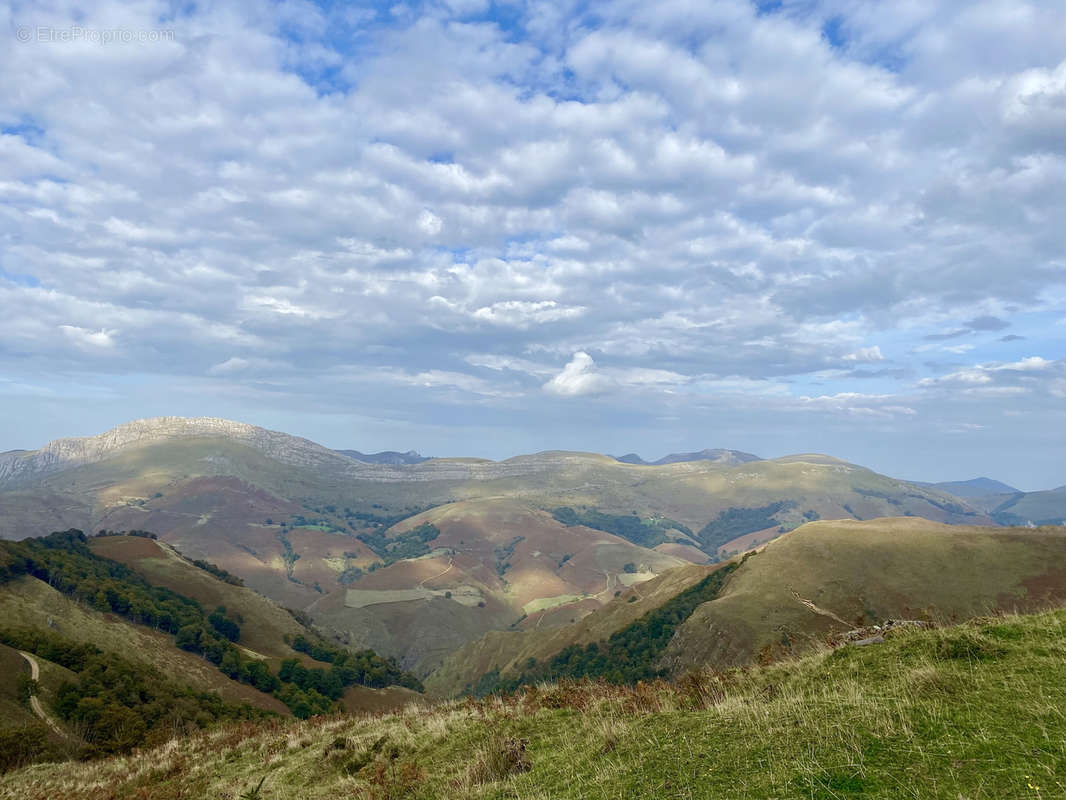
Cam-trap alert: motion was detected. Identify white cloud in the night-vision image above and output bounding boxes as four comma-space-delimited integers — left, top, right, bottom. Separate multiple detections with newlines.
58, 325, 116, 349
842, 346, 884, 362
543, 351, 613, 397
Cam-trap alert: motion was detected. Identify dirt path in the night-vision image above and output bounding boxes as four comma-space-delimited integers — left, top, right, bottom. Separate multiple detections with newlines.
19, 651, 68, 738
790, 590, 851, 627
418, 557, 454, 588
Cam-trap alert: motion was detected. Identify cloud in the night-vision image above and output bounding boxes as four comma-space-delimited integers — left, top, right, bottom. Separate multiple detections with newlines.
966, 315, 1010, 331
543, 352, 614, 397
842, 346, 884, 362
58, 325, 116, 350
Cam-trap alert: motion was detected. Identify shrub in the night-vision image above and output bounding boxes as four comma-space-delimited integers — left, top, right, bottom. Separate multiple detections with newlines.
466, 736, 532, 785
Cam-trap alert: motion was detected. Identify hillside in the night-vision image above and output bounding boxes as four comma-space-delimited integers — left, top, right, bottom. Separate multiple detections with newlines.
86, 535, 311, 661
0, 529, 426, 766
664, 517, 1066, 673
307, 498, 688, 675
919, 476, 1020, 499
988, 486, 1066, 526
0, 417, 996, 677
429, 517, 1066, 697
425, 563, 718, 697
5, 606, 1066, 798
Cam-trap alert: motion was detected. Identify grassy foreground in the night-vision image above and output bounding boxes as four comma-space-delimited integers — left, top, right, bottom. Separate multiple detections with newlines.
4, 608, 1066, 799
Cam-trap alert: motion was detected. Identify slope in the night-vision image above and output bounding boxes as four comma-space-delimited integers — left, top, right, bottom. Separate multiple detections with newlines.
424, 562, 717, 697
7, 606, 1066, 799
989, 485, 1066, 526
664, 517, 1066, 673
307, 498, 688, 675
87, 534, 308, 660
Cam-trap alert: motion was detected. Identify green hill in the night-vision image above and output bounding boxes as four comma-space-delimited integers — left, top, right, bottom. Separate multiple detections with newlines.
665, 517, 1066, 672
5, 605, 1066, 798
429, 517, 1066, 697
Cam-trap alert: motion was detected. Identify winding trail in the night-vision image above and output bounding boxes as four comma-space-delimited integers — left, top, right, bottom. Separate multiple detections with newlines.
417, 557, 454, 588
19, 651, 67, 738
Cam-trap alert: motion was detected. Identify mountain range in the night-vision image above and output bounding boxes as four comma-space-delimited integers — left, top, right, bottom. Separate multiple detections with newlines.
0, 416, 1063, 683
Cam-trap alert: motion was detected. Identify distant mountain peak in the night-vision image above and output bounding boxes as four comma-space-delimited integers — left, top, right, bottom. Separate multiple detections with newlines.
915, 477, 1021, 499
612, 449, 762, 466
335, 449, 431, 465
0, 416, 346, 487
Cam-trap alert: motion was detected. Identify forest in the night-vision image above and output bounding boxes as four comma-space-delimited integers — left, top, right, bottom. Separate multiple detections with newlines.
551, 507, 694, 550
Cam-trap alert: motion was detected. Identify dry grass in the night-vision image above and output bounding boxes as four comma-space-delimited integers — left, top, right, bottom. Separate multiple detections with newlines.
5, 609, 1066, 798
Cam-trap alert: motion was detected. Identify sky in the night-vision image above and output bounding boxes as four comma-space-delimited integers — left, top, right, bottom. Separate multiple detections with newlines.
1, 0, 1065, 489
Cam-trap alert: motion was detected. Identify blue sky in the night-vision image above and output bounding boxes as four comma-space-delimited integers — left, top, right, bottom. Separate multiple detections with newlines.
1, 0, 1065, 489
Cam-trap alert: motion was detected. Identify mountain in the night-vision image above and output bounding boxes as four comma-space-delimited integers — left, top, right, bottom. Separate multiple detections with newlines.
612, 448, 762, 466
988, 485, 1066, 526
335, 449, 431, 465
916, 476, 1020, 499
0, 417, 994, 674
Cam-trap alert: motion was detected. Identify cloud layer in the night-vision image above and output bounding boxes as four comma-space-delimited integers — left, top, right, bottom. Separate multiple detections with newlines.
1, 0, 1064, 487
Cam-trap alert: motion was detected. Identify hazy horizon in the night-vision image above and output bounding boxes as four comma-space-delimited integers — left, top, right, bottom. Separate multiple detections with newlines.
3, 1, 1064, 491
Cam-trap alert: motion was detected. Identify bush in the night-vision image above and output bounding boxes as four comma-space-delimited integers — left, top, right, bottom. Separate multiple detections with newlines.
466, 736, 532, 785
0, 725, 65, 774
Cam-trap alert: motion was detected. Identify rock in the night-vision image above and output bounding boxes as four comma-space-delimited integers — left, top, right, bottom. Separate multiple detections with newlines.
853, 634, 885, 646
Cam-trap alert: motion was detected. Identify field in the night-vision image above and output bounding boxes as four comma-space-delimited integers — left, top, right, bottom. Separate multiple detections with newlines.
5, 607, 1066, 798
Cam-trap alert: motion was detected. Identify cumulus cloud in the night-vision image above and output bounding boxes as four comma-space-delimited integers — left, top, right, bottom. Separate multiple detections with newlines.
543, 352, 614, 397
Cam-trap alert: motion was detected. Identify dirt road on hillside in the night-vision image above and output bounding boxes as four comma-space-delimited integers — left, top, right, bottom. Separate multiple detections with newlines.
19, 651, 67, 738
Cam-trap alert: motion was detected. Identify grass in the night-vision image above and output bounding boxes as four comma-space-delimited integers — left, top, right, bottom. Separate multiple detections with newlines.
5, 606, 1066, 798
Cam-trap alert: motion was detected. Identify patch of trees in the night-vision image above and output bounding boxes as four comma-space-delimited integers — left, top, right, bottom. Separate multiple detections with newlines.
0, 530, 208, 633
190, 558, 244, 586
341, 505, 435, 531
94, 529, 157, 539
357, 523, 441, 565
275, 635, 424, 716
470, 562, 740, 695
290, 634, 423, 692
0, 626, 268, 758
0, 724, 67, 774
696, 501, 798, 556
551, 507, 693, 550
337, 566, 365, 585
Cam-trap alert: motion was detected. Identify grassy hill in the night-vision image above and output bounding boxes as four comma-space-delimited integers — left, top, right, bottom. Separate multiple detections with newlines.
0, 529, 428, 770
425, 563, 718, 697
664, 517, 1066, 673
989, 486, 1066, 526
428, 517, 1066, 697
87, 534, 309, 661
5, 606, 1066, 798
